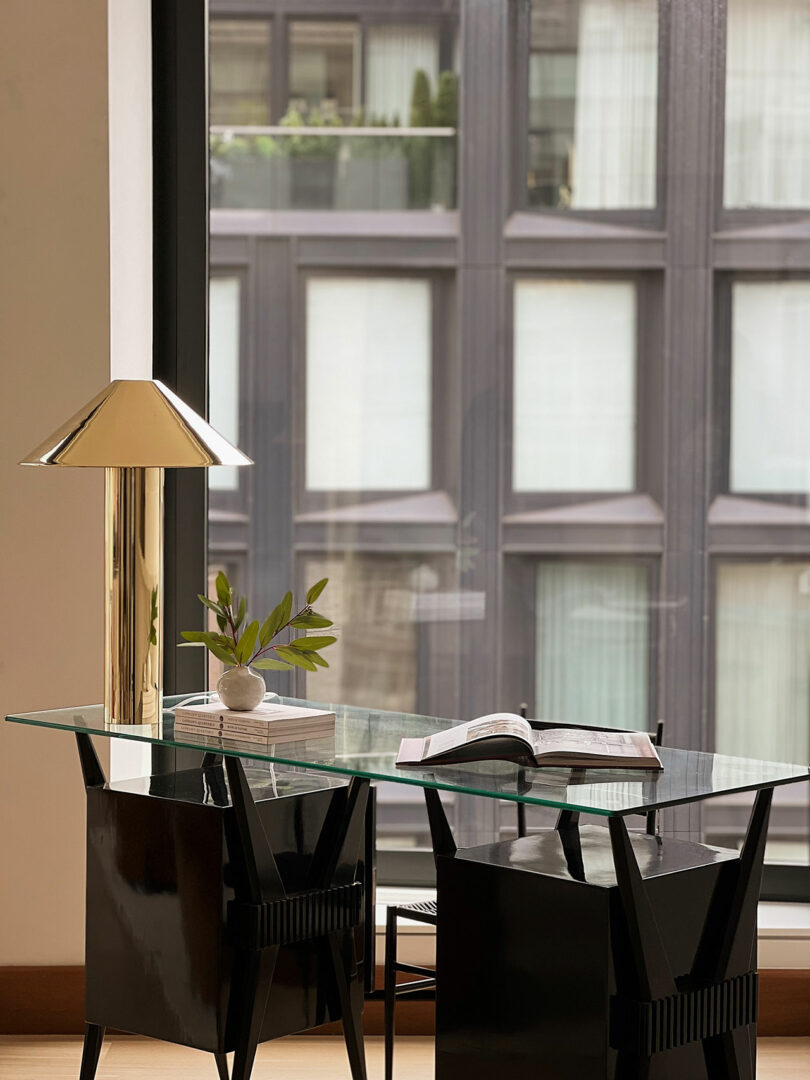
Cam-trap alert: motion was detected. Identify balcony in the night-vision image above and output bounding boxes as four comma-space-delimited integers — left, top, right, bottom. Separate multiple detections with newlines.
210, 124, 457, 213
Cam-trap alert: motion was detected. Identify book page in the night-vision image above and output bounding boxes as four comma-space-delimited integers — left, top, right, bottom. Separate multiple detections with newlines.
531, 728, 655, 760
425, 714, 531, 759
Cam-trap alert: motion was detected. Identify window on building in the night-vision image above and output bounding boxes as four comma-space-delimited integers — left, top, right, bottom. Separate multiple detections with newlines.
210, 19, 272, 126
527, 0, 659, 210
288, 20, 360, 120
729, 280, 810, 493
513, 279, 637, 492
536, 561, 651, 730
724, 0, 810, 209
714, 561, 810, 864
305, 276, 432, 493
365, 24, 440, 126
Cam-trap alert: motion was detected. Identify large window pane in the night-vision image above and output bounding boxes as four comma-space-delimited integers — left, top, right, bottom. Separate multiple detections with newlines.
715, 562, 810, 863
208, 276, 241, 492
210, 19, 271, 126
724, 0, 810, 209
288, 21, 360, 121
513, 279, 636, 492
306, 277, 432, 492
730, 280, 810, 492
536, 561, 650, 729
528, 0, 658, 210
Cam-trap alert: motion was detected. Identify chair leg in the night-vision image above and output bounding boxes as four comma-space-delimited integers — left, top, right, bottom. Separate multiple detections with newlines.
230, 946, 278, 1080
78, 1023, 105, 1080
384, 908, 397, 1080
214, 1051, 230, 1080
327, 931, 367, 1080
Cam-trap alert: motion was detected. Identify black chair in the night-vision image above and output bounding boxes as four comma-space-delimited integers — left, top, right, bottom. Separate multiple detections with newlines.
382, 716, 665, 1080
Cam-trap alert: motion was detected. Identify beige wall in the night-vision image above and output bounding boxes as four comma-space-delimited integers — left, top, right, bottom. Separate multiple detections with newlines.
0, 1, 111, 965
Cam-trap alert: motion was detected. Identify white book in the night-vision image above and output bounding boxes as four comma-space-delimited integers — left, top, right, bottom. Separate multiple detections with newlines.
173, 701, 335, 742
397, 714, 662, 771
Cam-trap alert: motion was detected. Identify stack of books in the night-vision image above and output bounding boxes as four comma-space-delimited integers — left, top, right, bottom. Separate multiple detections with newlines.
173, 701, 335, 745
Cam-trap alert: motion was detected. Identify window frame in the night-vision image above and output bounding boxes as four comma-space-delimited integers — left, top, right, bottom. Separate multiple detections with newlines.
209, 14, 275, 126
292, 266, 457, 515
713, 272, 810, 506
513, 0, 671, 227
714, 0, 810, 229
504, 270, 664, 513
502, 553, 660, 728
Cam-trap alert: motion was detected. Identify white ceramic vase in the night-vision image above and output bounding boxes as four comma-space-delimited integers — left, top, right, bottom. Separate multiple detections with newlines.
217, 666, 265, 711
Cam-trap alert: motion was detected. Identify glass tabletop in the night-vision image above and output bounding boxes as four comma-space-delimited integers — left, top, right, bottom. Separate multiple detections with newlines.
6, 694, 809, 818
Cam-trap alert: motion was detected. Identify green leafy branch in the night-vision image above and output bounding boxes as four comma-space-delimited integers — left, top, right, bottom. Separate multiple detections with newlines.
179, 571, 336, 673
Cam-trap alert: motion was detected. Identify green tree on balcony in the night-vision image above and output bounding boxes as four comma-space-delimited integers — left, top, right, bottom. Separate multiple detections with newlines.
408, 69, 434, 209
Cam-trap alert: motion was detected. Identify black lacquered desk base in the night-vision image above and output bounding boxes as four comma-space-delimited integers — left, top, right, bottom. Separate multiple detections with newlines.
435, 793, 771, 1080
74, 736, 373, 1080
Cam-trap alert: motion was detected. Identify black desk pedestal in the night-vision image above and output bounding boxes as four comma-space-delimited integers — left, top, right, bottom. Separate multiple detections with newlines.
436, 825, 760, 1080
78, 754, 373, 1080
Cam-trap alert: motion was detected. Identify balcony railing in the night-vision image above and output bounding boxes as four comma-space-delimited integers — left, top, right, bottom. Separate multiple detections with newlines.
210, 125, 457, 212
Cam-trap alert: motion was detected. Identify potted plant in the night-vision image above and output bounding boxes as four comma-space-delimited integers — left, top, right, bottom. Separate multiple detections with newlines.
180, 571, 336, 710
209, 133, 291, 210
336, 111, 408, 211
280, 106, 342, 209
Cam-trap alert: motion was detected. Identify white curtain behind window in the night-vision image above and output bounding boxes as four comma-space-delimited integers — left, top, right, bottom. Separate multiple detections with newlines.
724, 0, 810, 208
571, 0, 658, 209
513, 279, 636, 492
366, 24, 440, 125
730, 281, 810, 492
536, 562, 650, 730
716, 563, 810, 763
306, 277, 431, 491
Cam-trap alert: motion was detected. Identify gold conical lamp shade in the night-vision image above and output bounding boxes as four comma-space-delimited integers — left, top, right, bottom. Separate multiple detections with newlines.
20, 379, 252, 468
20, 379, 252, 726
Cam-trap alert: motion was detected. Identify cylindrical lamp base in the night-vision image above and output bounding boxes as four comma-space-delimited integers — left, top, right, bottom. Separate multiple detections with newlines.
105, 467, 164, 725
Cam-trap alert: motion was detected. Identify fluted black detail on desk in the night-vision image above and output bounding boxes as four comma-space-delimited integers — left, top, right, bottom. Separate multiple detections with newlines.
228, 881, 364, 949
611, 971, 758, 1056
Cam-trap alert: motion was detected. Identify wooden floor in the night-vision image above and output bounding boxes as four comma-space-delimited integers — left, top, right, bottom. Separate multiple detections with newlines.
1, 1035, 809, 1078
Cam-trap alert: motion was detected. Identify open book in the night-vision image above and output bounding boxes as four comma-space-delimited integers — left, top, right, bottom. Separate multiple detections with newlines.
396, 713, 662, 771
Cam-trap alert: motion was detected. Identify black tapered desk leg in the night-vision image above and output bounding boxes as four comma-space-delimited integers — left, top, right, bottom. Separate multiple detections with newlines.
327, 931, 368, 1080
78, 1023, 105, 1080
230, 946, 278, 1080
384, 907, 397, 1080
214, 1051, 230, 1079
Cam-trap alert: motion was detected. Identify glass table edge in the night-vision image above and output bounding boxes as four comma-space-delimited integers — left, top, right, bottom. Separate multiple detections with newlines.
4, 711, 615, 817
6, 709, 810, 819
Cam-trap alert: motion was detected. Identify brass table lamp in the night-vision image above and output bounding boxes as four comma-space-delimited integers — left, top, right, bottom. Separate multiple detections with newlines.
21, 379, 252, 725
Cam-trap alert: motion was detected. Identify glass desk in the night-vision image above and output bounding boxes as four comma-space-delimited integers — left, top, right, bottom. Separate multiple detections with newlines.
6, 699, 809, 1080
6, 693, 808, 818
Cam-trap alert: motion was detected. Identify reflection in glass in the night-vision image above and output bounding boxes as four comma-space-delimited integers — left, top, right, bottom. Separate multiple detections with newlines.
730, 281, 810, 493
513, 279, 636, 492
528, 0, 658, 210
210, 19, 271, 126
306, 277, 431, 492
208, 277, 241, 491
536, 561, 650, 731
302, 554, 457, 714
724, 0, 810, 209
